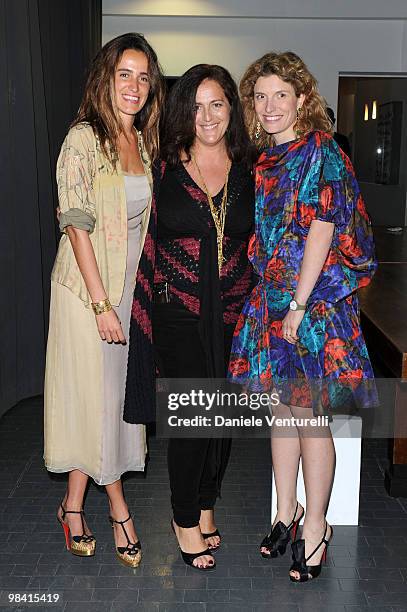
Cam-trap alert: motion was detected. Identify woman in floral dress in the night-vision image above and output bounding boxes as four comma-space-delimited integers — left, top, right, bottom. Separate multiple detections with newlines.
229, 51, 377, 582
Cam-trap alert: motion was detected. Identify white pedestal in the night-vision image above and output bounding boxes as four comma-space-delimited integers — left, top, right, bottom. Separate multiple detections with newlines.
271, 416, 362, 525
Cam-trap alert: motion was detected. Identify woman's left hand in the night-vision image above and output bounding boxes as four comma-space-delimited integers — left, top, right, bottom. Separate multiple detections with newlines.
281, 310, 305, 344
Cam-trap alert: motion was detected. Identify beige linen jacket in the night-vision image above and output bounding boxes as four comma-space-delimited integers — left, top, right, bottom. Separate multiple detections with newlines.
51, 122, 152, 307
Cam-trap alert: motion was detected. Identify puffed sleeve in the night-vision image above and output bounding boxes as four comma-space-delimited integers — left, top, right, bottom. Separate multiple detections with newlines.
56, 124, 97, 233
315, 139, 345, 226
309, 135, 377, 304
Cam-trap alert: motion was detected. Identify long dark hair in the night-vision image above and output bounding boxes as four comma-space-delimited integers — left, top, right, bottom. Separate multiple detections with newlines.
72, 33, 165, 163
161, 64, 254, 167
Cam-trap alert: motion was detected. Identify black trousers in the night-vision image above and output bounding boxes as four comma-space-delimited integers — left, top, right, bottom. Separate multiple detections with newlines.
153, 302, 233, 528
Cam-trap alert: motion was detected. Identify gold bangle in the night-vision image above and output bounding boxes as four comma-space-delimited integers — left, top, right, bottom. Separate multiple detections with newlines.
91, 298, 112, 315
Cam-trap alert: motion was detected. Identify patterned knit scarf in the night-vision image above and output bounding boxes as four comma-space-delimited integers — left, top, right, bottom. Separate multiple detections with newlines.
123, 160, 165, 424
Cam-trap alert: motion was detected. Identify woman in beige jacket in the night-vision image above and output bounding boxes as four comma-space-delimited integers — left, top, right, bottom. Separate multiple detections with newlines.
44, 33, 164, 568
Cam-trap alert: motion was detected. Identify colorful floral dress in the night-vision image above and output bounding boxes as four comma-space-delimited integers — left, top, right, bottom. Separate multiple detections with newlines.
228, 131, 377, 414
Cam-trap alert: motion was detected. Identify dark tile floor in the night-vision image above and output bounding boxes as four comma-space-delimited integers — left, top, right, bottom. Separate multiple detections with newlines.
1, 396, 407, 611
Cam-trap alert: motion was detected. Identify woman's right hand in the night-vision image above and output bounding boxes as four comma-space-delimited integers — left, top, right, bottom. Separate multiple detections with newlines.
95, 309, 126, 344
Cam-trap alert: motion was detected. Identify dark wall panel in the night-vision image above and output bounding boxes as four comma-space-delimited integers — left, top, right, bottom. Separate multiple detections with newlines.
0, 0, 101, 417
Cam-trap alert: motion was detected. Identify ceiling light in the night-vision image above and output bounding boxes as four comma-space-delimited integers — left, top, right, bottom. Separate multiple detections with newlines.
372, 100, 377, 120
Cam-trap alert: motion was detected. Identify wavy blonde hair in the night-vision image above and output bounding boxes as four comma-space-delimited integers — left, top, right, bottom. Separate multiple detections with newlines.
240, 51, 332, 149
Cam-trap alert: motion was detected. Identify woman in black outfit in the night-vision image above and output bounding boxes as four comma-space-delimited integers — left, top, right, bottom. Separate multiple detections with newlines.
153, 65, 254, 571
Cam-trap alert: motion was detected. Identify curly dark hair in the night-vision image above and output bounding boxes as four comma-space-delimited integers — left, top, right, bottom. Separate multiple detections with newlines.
161, 64, 254, 167
72, 32, 165, 163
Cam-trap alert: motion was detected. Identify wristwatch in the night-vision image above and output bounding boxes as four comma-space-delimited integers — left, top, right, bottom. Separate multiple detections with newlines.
289, 299, 306, 311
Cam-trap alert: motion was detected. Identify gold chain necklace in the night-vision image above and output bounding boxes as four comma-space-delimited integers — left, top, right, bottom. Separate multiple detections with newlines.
191, 154, 231, 273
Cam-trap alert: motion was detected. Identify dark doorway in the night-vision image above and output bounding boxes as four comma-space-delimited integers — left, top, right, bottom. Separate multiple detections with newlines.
337, 76, 407, 226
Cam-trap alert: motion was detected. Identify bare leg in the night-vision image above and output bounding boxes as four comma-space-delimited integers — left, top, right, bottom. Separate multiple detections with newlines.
272, 402, 302, 524
261, 402, 303, 555
58, 469, 91, 536
289, 405, 335, 579
199, 509, 220, 549
105, 479, 139, 551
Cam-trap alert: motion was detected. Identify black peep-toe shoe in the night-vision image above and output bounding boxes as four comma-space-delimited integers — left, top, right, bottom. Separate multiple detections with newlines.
260, 501, 304, 559
201, 528, 221, 552
171, 520, 216, 571
289, 522, 333, 582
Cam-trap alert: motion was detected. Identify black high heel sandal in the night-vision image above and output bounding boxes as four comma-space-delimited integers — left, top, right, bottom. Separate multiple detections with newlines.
201, 528, 221, 552
171, 520, 216, 572
289, 522, 333, 582
260, 501, 304, 559
109, 514, 142, 568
